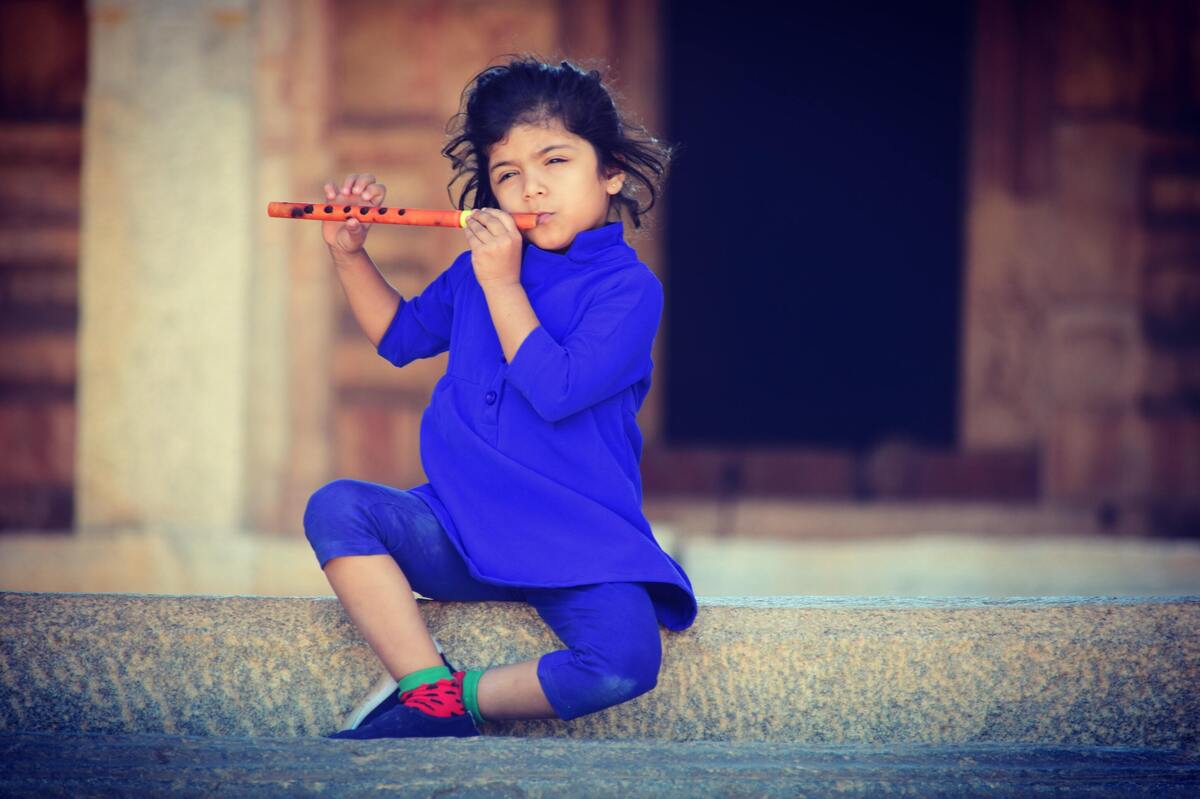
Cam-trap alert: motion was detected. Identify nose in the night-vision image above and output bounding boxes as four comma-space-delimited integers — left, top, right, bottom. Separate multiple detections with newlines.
523, 174, 546, 200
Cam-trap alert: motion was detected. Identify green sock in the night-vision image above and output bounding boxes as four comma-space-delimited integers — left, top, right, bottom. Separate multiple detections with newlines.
397, 664, 452, 694
462, 668, 488, 726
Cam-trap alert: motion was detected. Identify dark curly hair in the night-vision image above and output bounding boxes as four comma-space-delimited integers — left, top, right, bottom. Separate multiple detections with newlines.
442, 54, 677, 230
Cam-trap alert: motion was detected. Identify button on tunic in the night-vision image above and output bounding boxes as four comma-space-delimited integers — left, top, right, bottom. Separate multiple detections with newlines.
375, 221, 697, 631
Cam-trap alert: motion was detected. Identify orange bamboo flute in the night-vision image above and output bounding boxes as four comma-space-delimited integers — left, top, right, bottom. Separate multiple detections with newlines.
267, 202, 539, 230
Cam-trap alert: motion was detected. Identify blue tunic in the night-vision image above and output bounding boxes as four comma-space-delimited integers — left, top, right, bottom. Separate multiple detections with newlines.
374, 220, 697, 631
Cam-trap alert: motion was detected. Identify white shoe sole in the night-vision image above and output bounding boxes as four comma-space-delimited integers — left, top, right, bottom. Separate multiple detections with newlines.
339, 636, 451, 732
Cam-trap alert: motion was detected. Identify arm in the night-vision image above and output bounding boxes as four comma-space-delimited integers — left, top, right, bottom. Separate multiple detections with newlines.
481, 282, 540, 364
329, 246, 401, 349
331, 245, 458, 366
495, 272, 664, 423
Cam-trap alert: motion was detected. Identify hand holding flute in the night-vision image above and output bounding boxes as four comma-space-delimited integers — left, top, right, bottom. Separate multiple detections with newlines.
321, 173, 402, 349
310, 173, 539, 347
322, 173, 385, 255
273, 175, 539, 251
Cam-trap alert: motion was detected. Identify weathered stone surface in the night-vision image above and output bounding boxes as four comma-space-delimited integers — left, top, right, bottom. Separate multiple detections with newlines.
77, 0, 256, 530
1, 733, 1197, 798
647, 498, 1107, 539
1046, 308, 1144, 411
679, 533, 1200, 597
7, 526, 1200, 601
4, 527, 1200, 598
1, 593, 1196, 748
1043, 409, 1151, 501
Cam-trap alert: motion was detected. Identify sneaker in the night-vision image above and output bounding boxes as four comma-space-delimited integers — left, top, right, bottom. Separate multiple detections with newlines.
327, 670, 480, 740
339, 650, 459, 732
327, 700, 480, 739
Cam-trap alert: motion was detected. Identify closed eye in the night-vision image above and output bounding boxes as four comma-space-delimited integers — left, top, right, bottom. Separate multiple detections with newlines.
497, 157, 568, 183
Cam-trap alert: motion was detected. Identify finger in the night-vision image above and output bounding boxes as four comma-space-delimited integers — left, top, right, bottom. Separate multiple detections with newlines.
471, 209, 504, 236
466, 216, 495, 241
351, 173, 376, 196
489, 209, 520, 238
362, 183, 386, 204
324, 182, 337, 200
341, 174, 359, 195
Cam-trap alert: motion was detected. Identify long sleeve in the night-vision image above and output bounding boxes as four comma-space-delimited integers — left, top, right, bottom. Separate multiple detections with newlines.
407, 222, 698, 631
505, 271, 663, 423
376, 256, 462, 367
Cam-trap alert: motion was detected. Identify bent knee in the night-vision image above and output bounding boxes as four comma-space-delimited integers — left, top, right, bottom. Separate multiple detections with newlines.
591, 634, 663, 705
303, 479, 371, 545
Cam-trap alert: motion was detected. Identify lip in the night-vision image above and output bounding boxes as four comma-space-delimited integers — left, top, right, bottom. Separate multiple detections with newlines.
536, 212, 554, 225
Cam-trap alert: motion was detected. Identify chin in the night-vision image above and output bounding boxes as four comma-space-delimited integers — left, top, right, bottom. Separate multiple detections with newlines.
531, 229, 572, 252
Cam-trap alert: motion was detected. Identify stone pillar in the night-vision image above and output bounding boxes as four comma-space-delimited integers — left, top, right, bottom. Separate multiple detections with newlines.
252, 0, 335, 535
76, 0, 256, 532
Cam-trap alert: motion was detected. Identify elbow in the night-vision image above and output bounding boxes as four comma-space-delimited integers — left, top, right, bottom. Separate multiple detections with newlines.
523, 385, 596, 424
525, 384, 625, 423
527, 395, 576, 424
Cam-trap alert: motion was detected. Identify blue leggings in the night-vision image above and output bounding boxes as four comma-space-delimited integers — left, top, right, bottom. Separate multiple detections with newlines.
302, 478, 663, 721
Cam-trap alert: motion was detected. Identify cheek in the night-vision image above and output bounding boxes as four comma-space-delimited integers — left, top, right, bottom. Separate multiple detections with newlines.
494, 178, 521, 199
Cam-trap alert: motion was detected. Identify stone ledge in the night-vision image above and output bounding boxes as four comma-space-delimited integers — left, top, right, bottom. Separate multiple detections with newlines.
4, 529, 1199, 598
1, 592, 1197, 747
3, 733, 1197, 798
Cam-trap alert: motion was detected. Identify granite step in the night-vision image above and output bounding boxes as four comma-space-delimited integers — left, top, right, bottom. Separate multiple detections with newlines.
2, 591, 1197, 750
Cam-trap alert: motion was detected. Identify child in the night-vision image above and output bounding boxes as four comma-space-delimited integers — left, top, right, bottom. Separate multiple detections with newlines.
303, 55, 697, 740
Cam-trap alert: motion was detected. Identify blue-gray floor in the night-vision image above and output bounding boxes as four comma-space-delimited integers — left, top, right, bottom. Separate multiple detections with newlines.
2, 732, 1197, 798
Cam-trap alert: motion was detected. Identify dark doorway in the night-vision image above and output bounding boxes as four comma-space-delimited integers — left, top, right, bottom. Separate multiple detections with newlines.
660, 0, 972, 451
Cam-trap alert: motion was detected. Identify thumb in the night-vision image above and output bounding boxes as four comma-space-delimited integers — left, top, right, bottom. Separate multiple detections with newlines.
340, 216, 366, 248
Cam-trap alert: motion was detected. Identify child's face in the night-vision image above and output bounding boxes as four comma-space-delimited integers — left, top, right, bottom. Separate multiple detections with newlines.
486, 117, 626, 254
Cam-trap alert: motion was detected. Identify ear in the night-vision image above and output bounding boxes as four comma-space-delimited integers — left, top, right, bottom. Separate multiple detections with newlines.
606, 168, 627, 195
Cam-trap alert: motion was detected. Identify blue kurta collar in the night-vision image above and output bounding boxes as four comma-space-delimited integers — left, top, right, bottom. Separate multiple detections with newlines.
524, 220, 629, 265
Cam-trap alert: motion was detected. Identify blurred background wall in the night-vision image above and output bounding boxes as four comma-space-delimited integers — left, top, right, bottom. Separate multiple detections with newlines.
0, 0, 1197, 595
